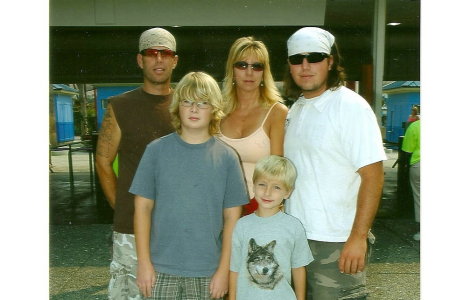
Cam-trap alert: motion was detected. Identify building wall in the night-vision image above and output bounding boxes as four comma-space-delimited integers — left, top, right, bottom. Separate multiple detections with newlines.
49, 95, 57, 147
385, 91, 420, 143
50, 0, 326, 26
95, 85, 139, 130
54, 94, 75, 143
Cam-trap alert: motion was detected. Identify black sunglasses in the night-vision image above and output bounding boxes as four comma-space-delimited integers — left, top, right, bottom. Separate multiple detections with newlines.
140, 48, 176, 57
233, 61, 264, 72
288, 53, 329, 65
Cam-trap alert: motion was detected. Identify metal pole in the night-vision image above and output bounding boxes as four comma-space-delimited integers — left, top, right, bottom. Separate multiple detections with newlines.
373, 0, 386, 126
89, 150, 94, 191
68, 144, 74, 191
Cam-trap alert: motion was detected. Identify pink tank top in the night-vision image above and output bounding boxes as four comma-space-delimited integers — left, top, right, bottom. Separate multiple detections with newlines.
219, 103, 278, 198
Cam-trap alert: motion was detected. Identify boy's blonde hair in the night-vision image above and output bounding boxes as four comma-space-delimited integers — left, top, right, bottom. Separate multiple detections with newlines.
253, 155, 297, 191
169, 71, 225, 135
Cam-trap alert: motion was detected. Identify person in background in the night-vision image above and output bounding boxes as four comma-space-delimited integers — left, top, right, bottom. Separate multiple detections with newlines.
131, 72, 248, 299
406, 105, 420, 129
219, 36, 288, 215
283, 27, 386, 299
95, 27, 177, 299
229, 155, 313, 300
402, 120, 420, 241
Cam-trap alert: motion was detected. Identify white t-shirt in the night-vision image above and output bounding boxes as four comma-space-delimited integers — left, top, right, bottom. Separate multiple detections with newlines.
284, 86, 386, 242
230, 212, 313, 300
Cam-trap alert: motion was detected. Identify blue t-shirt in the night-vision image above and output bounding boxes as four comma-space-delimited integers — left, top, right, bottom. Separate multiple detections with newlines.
231, 211, 314, 299
130, 133, 249, 277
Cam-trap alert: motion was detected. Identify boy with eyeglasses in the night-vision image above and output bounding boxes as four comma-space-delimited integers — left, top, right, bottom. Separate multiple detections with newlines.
130, 71, 248, 299
229, 155, 313, 300
96, 27, 178, 299
283, 27, 386, 299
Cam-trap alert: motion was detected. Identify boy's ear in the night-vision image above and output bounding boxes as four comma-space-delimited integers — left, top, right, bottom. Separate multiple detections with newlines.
284, 189, 293, 199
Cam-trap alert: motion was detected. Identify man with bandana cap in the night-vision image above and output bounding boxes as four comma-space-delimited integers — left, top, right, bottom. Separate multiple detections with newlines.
283, 27, 386, 299
96, 27, 178, 299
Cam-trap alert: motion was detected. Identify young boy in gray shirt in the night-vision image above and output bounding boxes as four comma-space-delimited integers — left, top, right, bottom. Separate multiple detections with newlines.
130, 71, 248, 299
230, 155, 313, 300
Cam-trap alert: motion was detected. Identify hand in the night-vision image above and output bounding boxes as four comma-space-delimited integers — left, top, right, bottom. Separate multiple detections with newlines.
209, 268, 229, 299
136, 261, 156, 298
338, 234, 367, 274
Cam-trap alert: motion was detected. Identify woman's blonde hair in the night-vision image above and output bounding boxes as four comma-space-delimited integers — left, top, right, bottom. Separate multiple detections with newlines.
169, 71, 225, 135
253, 155, 297, 191
222, 37, 283, 114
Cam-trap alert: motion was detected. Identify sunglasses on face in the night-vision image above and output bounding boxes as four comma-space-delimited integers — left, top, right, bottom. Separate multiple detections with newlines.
180, 99, 212, 109
233, 61, 264, 72
288, 52, 329, 65
140, 48, 176, 58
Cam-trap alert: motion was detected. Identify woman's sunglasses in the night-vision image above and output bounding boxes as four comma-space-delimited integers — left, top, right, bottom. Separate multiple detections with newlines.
233, 61, 264, 72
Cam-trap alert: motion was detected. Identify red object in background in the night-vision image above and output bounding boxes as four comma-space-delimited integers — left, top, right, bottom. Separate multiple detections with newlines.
243, 198, 258, 216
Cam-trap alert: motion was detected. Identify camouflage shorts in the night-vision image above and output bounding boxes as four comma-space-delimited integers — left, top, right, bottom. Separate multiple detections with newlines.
108, 232, 141, 300
306, 233, 375, 300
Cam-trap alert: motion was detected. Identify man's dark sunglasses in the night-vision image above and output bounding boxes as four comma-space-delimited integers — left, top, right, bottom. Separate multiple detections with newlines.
288, 52, 329, 65
233, 61, 264, 72
140, 48, 176, 57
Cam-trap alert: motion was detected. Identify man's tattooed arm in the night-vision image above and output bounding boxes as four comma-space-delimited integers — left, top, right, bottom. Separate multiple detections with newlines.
95, 103, 121, 208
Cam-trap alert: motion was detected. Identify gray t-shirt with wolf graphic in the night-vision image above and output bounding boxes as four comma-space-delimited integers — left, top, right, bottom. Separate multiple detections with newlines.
231, 211, 313, 299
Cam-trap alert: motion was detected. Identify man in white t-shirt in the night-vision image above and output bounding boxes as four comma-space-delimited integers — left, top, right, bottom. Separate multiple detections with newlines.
283, 27, 386, 299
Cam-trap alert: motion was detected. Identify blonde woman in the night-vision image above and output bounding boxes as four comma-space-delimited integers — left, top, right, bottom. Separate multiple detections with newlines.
220, 37, 288, 215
